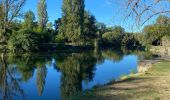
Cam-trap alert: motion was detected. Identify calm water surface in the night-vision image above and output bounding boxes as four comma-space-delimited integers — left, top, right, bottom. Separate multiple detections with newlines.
0, 50, 153, 100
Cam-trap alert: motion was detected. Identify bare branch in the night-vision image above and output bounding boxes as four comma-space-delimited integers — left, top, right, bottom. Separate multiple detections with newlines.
126, 0, 170, 25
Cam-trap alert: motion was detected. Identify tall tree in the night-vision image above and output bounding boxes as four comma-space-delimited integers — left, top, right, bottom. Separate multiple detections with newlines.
61, 0, 85, 44
23, 10, 35, 30
0, 0, 26, 42
37, 0, 48, 31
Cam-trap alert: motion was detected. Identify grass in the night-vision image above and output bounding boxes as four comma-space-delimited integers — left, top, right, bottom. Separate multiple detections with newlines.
83, 61, 170, 100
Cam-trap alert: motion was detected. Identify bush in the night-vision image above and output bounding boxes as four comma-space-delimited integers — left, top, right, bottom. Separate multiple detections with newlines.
8, 29, 39, 52
55, 34, 65, 43
102, 32, 121, 47
122, 33, 141, 49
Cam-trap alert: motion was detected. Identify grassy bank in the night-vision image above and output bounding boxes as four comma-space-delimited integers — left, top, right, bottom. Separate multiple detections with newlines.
83, 61, 170, 100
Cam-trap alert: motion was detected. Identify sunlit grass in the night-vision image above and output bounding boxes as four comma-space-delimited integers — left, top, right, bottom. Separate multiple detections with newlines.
83, 61, 170, 100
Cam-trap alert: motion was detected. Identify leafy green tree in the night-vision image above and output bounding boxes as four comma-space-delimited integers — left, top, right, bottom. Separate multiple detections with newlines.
0, 0, 26, 43
96, 22, 106, 34
23, 10, 36, 30
8, 29, 39, 52
102, 31, 122, 47
83, 11, 97, 43
54, 18, 62, 33
61, 0, 85, 44
122, 33, 141, 49
143, 16, 170, 45
102, 26, 125, 47
37, 0, 48, 31
46, 22, 53, 30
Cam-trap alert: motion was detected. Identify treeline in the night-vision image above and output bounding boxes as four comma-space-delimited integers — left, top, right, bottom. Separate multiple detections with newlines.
0, 0, 51, 52
0, 0, 148, 52
138, 15, 170, 47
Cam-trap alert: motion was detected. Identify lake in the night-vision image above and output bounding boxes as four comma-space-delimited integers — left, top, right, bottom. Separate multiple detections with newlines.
0, 49, 154, 100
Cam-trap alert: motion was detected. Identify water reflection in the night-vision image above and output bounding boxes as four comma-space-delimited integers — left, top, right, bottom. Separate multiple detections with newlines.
0, 49, 155, 100
0, 54, 25, 100
57, 52, 97, 99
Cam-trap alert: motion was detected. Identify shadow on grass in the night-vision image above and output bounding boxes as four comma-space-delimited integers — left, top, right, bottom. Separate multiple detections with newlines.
82, 76, 160, 100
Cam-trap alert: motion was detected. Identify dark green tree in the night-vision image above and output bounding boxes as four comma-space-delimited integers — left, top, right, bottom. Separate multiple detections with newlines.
8, 29, 39, 52
102, 26, 125, 47
83, 11, 97, 44
61, 0, 85, 44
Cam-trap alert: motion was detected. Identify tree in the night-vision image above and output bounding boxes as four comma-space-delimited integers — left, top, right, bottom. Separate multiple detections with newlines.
102, 31, 122, 47
37, 0, 48, 31
0, 3, 5, 32
46, 22, 53, 30
143, 15, 170, 45
83, 11, 97, 43
102, 26, 125, 47
0, 0, 26, 42
61, 0, 85, 44
23, 10, 36, 30
126, 0, 170, 25
122, 33, 140, 49
54, 18, 62, 33
8, 29, 39, 52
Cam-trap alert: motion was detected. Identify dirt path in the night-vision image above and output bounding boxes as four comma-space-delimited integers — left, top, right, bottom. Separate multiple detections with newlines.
87, 61, 170, 100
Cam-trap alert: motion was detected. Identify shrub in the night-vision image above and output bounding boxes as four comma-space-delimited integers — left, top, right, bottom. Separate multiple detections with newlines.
55, 34, 65, 43
102, 32, 121, 47
8, 29, 39, 52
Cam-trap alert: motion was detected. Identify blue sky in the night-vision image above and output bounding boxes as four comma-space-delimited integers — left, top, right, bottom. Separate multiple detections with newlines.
23, 0, 157, 32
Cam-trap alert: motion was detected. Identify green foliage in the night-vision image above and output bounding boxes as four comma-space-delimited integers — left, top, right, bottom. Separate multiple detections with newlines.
8, 29, 39, 51
23, 10, 36, 30
83, 11, 97, 43
122, 33, 141, 49
102, 32, 121, 47
61, 0, 85, 44
143, 25, 170, 45
37, 0, 48, 31
143, 15, 170, 46
54, 18, 62, 33
56, 34, 65, 43
102, 26, 125, 47
36, 29, 54, 43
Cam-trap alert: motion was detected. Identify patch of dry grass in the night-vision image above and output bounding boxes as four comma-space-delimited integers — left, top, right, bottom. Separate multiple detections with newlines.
85, 61, 170, 100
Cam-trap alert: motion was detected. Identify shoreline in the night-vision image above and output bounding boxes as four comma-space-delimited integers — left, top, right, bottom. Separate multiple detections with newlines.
83, 60, 170, 100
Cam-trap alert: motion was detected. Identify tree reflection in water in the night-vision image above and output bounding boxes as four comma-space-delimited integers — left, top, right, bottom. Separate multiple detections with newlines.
0, 49, 153, 100
0, 54, 25, 100
57, 52, 97, 99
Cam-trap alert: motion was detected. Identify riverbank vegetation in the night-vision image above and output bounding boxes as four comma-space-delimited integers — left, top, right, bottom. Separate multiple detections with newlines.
0, 0, 170, 52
